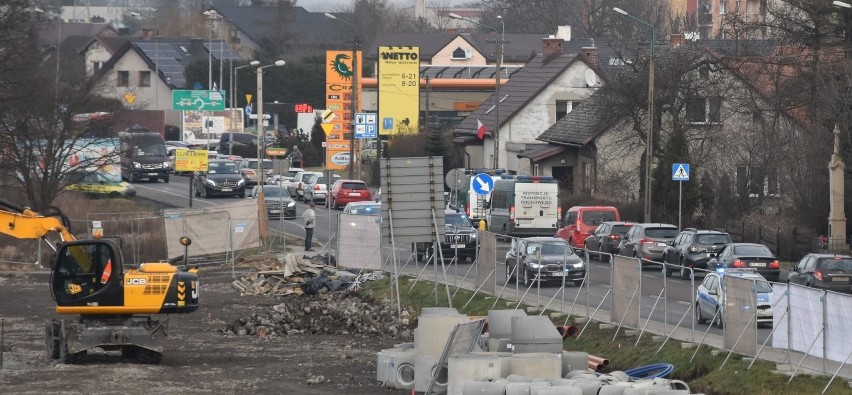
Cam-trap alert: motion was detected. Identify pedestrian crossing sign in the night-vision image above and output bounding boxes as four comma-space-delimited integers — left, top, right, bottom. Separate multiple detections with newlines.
672, 163, 690, 181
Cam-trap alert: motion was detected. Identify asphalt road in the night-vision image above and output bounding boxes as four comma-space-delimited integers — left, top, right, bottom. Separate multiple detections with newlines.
134, 175, 775, 344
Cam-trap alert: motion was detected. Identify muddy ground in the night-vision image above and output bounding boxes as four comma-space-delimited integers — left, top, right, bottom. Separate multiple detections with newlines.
0, 264, 408, 394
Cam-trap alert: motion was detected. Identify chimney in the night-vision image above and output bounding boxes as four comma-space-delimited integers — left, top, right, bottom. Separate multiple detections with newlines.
670, 33, 685, 47
542, 35, 564, 59
141, 28, 158, 39
581, 47, 598, 68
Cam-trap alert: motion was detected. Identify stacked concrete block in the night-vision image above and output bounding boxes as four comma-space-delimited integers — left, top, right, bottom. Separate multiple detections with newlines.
510, 315, 563, 354
447, 353, 511, 395
508, 353, 562, 379
415, 355, 448, 393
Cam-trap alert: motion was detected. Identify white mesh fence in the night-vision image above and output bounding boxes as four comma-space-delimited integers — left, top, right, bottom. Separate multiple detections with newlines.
722, 276, 757, 356
163, 202, 259, 258
337, 213, 382, 270
611, 255, 640, 328
476, 231, 497, 294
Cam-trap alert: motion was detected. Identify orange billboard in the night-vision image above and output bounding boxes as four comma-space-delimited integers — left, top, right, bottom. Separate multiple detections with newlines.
325, 50, 363, 169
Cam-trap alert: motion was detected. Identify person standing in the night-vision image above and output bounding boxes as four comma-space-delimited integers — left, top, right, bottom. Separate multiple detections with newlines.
303, 202, 316, 251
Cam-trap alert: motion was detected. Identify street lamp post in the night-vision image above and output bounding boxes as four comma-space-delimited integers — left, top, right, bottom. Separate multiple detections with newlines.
232, 61, 260, 155
324, 13, 360, 178
255, 60, 285, 245
449, 13, 506, 169
614, 7, 656, 223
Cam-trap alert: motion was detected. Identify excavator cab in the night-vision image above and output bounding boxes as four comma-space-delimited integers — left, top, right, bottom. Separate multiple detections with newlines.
51, 239, 123, 307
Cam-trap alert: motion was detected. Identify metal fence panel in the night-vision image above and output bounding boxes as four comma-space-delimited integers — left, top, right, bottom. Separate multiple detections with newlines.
823, 291, 852, 362
337, 213, 382, 270
380, 156, 444, 245
425, 319, 486, 394
163, 202, 259, 258
611, 255, 640, 328
722, 276, 757, 356
477, 231, 497, 294
785, 284, 825, 357
79, 212, 167, 264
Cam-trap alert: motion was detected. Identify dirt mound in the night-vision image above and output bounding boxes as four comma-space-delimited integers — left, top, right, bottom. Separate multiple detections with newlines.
227, 291, 416, 340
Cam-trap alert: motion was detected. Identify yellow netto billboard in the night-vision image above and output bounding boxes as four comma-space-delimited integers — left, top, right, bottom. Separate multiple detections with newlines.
378, 46, 420, 135
325, 50, 362, 169
174, 149, 209, 172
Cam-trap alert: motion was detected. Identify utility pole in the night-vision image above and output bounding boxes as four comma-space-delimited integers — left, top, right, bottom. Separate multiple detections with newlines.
348, 35, 359, 179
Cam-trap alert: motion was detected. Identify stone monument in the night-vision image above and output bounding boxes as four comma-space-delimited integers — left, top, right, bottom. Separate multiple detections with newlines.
828, 123, 848, 252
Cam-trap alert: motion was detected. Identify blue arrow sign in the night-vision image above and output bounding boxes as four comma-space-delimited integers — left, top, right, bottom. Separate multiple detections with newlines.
245, 103, 252, 115
672, 163, 690, 181
472, 173, 495, 195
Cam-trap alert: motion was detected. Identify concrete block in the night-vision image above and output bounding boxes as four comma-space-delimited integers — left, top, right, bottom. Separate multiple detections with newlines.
573, 317, 588, 324
679, 342, 696, 349
775, 363, 793, 371
448, 353, 510, 395
599, 323, 615, 330
710, 350, 722, 356
511, 316, 563, 354
461, 379, 507, 395
526, 307, 540, 314
624, 330, 638, 336
506, 381, 551, 395
488, 309, 528, 339
414, 356, 446, 393
415, 314, 471, 358
385, 349, 417, 390
651, 335, 665, 343
506, 302, 515, 308
422, 307, 462, 316
561, 351, 590, 377
509, 353, 562, 379
376, 349, 394, 383
550, 312, 566, 319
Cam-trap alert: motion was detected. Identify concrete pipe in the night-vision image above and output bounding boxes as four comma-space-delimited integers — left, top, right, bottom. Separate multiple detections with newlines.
505, 381, 551, 395
448, 353, 510, 395
508, 353, 562, 379
461, 379, 508, 395
571, 378, 604, 395
560, 352, 589, 377
376, 348, 394, 384
531, 387, 584, 395
549, 378, 577, 386
395, 362, 416, 390
385, 349, 417, 389
597, 385, 629, 395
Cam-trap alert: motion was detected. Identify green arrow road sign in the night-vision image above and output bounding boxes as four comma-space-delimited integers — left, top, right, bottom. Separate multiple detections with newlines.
171, 90, 226, 111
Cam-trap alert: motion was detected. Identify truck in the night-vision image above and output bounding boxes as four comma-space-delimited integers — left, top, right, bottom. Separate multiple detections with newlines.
119, 127, 170, 183
0, 197, 199, 363
486, 175, 561, 237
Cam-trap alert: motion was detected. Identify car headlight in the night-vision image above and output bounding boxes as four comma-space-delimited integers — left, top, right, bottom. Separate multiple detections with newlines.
205, 179, 216, 186
133, 162, 141, 169
528, 262, 541, 269
572, 262, 584, 268
470, 232, 477, 239
287, 201, 295, 207
163, 161, 170, 168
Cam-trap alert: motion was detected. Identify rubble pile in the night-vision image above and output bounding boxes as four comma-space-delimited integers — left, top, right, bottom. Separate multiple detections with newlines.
227, 292, 416, 339
231, 253, 360, 297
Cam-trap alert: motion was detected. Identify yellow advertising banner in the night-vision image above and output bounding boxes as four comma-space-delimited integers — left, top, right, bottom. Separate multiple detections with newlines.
325, 50, 362, 169
175, 149, 209, 172
378, 46, 420, 135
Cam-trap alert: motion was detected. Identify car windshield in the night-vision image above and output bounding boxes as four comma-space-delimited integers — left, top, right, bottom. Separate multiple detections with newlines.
696, 234, 731, 244
208, 162, 239, 174
445, 213, 472, 228
262, 186, 290, 198
582, 211, 617, 226
612, 225, 631, 234
134, 144, 166, 157
817, 257, 852, 271
645, 227, 679, 238
753, 279, 773, 293
733, 245, 773, 256
342, 182, 368, 190
349, 204, 381, 214
525, 242, 572, 256
246, 160, 273, 170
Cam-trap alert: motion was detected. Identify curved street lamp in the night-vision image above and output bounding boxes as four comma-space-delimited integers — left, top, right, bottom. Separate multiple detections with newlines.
230, 60, 260, 155
254, 60, 285, 245
614, 7, 656, 223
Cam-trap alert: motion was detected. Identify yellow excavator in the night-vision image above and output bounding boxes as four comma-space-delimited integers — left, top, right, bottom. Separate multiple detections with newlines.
0, 197, 199, 363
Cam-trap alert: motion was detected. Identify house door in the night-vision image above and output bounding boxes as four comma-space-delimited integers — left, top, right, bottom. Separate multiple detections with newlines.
552, 166, 573, 195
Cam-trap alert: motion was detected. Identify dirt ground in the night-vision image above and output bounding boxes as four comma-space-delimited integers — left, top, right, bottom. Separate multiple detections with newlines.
0, 265, 406, 394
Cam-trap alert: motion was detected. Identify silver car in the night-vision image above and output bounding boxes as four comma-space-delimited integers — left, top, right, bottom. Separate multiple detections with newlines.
617, 223, 679, 266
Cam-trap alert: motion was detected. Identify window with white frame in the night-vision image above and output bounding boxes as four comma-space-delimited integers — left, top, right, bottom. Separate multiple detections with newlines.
736, 165, 779, 197
556, 100, 580, 121
451, 47, 468, 60
720, 0, 728, 14
685, 97, 722, 124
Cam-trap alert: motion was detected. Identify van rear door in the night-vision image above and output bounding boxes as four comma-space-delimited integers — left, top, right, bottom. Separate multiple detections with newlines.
514, 181, 559, 234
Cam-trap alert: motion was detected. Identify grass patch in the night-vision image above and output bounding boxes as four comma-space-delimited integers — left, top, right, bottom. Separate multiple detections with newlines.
362, 277, 852, 395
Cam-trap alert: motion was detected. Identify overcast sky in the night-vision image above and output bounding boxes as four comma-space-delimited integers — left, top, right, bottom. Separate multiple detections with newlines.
299, 0, 471, 12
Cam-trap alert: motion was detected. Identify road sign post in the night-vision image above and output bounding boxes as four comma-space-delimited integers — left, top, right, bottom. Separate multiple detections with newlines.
672, 163, 690, 229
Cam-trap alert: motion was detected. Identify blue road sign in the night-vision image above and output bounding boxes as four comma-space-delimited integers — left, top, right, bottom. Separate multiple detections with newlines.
354, 112, 378, 138
672, 163, 690, 181
383, 117, 394, 130
472, 173, 495, 195
245, 104, 252, 115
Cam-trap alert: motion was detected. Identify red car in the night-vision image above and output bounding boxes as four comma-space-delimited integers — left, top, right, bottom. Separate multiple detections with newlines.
328, 179, 372, 209
556, 206, 620, 250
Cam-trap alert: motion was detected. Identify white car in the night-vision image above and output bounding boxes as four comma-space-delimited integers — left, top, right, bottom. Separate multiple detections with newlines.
343, 201, 381, 215
303, 173, 341, 203
695, 268, 773, 328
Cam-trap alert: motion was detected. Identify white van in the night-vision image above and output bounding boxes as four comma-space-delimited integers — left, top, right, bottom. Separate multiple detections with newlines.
486, 176, 561, 237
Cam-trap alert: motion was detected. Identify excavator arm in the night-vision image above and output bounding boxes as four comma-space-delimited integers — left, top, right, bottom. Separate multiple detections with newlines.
0, 197, 91, 271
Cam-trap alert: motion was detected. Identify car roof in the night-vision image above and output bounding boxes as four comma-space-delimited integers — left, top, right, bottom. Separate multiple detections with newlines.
337, 179, 366, 183
728, 243, 767, 247
712, 270, 767, 281
348, 201, 380, 206
522, 237, 567, 243
208, 159, 236, 164
602, 221, 633, 226
806, 253, 852, 258
637, 223, 677, 228
568, 206, 617, 210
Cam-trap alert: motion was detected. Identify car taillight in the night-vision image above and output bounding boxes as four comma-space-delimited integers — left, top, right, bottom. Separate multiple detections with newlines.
732, 259, 746, 268
688, 244, 699, 253
814, 271, 824, 281
465, 204, 470, 216
314, 185, 320, 190
510, 205, 515, 221
640, 238, 654, 245
769, 260, 780, 269
609, 235, 620, 240
245, 169, 255, 175
557, 206, 562, 220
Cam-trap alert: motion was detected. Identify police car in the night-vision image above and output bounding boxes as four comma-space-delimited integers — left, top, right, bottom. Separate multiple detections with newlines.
695, 268, 773, 328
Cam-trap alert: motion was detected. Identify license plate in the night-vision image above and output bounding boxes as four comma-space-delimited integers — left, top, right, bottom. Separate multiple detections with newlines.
222, 188, 232, 192
757, 309, 767, 315
750, 262, 766, 267
833, 276, 849, 282
517, 219, 533, 224
656, 242, 667, 247
147, 173, 159, 176
348, 192, 360, 196
270, 210, 280, 213
708, 254, 716, 258
450, 244, 465, 249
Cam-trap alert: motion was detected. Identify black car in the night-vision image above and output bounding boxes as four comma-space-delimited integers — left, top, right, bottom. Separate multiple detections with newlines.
663, 229, 732, 278
193, 159, 246, 198
707, 243, 781, 282
788, 254, 852, 293
504, 237, 585, 286
414, 210, 478, 262
583, 221, 634, 262
251, 185, 296, 219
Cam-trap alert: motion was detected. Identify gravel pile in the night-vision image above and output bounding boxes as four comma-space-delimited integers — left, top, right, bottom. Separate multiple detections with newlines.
227, 292, 416, 340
